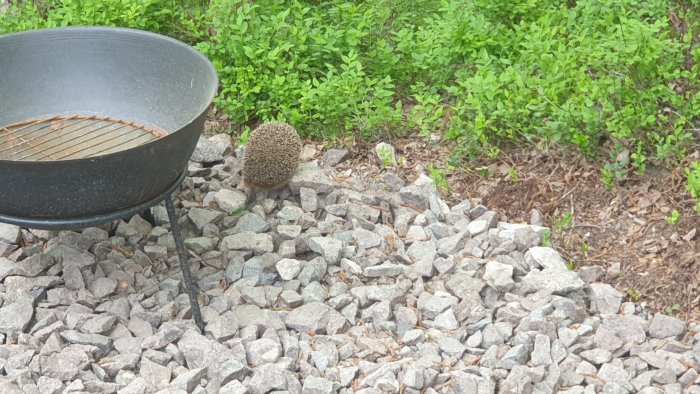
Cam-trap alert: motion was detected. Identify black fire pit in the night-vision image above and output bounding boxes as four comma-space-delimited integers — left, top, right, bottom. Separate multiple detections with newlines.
0, 26, 219, 332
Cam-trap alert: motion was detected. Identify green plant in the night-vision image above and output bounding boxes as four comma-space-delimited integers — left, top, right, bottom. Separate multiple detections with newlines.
565, 261, 574, 270
409, 83, 445, 137
2, 0, 698, 186
627, 289, 641, 302
196, 0, 407, 138
428, 164, 451, 194
664, 209, 680, 225
581, 241, 589, 256
665, 303, 681, 314
542, 229, 552, 247
552, 211, 573, 236
508, 167, 519, 183
237, 126, 251, 147
229, 207, 244, 216
685, 162, 700, 213
376, 145, 396, 167
397, 156, 406, 167
0, 0, 205, 42
476, 166, 490, 177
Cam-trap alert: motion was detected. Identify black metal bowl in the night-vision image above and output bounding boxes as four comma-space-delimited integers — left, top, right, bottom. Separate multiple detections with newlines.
0, 26, 218, 219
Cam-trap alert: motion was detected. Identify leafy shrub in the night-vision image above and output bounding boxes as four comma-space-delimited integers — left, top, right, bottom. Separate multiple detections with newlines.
2, 0, 699, 185
196, 0, 409, 138
0, 0, 205, 43
444, 1, 698, 173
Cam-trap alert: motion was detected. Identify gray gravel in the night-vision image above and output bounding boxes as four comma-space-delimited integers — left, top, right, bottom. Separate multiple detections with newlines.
0, 140, 698, 394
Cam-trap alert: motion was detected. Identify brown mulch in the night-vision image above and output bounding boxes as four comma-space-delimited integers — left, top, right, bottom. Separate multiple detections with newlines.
328, 134, 700, 323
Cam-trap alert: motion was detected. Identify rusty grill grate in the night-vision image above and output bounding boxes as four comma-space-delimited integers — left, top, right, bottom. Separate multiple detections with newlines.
0, 115, 166, 162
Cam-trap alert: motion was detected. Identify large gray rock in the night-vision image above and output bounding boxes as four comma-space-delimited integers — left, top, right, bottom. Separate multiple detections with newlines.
213, 189, 247, 213
37, 376, 63, 394
233, 212, 269, 233
0, 223, 20, 244
245, 338, 282, 365
302, 376, 337, 394
168, 367, 207, 392
44, 244, 95, 268
275, 258, 302, 280
285, 302, 336, 334
16, 253, 55, 277
230, 304, 286, 331
91, 277, 118, 298
322, 149, 349, 166
483, 261, 515, 292
142, 324, 184, 349
100, 353, 140, 378
222, 232, 274, 255
417, 292, 455, 320
140, 357, 171, 390
594, 314, 647, 352
352, 228, 382, 249
289, 162, 335, 194
597, 363, 634, 392
60, 330, 113, 354
248, 364, 288, 394
363, 262, 404, 278
297, 257, 328, 286
0, 299, 33, 333
349, 281, 412, 307
191, 135, 228, 163
648, 313, 687, 339
588, 283, 623, 315
437, 231, 467, 255
406, 240, 436, 278
0, 257, 21, 281
184, 237, 217, 254
525, 247, 569, 271
399, 182, 430, 212
188, 208, 225, 230
307, 237, 342, 265
81, 315, 117, 334
521, 268, 584, 295
446, 272, 485, 296
43, 348, 90, 381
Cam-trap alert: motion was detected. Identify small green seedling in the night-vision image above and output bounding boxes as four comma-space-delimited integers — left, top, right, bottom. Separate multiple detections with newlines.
376, 145, 395, 167
477, 166, 490, 177
553, 211, 573, 236
428, 164, 450, 194
685, 163, 700, 213
627, 289, 641, 302
542, 229, 552, 247
238, 126, 251, 146
665, 303, 681, 315
565, 261, 574, 270
229, 207, 245, 216
581, 242, 589, 256
508, 167, 518, 183
664, 210, 680, 225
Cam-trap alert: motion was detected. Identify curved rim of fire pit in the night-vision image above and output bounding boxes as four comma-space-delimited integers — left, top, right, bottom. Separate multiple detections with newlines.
0, 26, 219, 165
0, 26, 220, 219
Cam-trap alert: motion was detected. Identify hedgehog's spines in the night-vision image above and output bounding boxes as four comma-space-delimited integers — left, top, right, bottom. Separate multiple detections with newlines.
241, 122, 302, 202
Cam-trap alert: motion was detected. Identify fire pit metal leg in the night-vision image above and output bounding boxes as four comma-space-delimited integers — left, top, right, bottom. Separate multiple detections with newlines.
164, 196, 206, 333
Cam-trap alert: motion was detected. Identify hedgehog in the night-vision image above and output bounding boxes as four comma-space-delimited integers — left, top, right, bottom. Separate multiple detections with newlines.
241, 122, 302, 201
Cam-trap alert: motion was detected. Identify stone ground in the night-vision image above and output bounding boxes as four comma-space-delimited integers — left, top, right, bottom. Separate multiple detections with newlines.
325, 134, 700, 323
0, 133, 699, 393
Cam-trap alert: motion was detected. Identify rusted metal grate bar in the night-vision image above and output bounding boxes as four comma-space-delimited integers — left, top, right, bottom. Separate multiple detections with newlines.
0, 115, 167, 161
